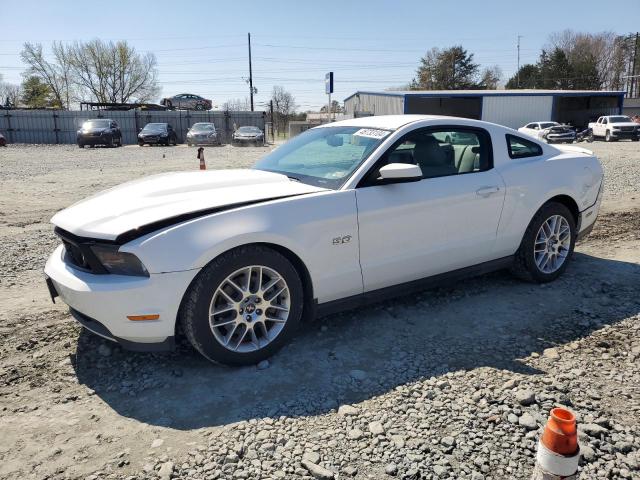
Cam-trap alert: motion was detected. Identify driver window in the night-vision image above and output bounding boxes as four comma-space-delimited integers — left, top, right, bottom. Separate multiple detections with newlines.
379, 128, 492, 179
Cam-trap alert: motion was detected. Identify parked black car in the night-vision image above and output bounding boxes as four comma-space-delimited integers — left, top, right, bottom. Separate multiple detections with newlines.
77, 119, 122, 148
138, 123, 178, 146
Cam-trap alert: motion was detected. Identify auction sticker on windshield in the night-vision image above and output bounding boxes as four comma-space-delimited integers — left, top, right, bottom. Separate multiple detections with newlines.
353, 128, 391, 139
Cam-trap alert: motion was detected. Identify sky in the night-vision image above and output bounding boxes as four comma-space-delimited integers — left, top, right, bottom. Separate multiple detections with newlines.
1, 0, 639, 111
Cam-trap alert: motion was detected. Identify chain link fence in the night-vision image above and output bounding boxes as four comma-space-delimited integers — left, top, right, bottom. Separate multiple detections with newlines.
0, 109, 266, 145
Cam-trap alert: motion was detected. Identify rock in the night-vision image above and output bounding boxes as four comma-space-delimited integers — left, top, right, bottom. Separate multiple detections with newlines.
337, 405, 359, 416
98, 343, 112, 357
581, 423, 608, 437
441, 436, 456, 448
518, 412, 538, 430
158, 461, 174, 480
543, 348, 560, 360
303, 451, 320, 464
515, 389, 536, 406
391, 435, 405, 448
342, 465, 358, 476
433, 465, 447, 476
581, 444, 596, 462
301, 458, 334, 479
257, 360, 270, 370
385, 463, 398, 476
368, 421, 385, 436
347, 428, 363, 440
255, 430, 270, 441
151, 439, 164, 449
349, 369, 367, 381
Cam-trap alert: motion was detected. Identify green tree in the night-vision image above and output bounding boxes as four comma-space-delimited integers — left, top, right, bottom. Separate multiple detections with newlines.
413, 46, 480, 90
21, 76, 57, 108
505, 64, 541, 89
538, 48, 573, 89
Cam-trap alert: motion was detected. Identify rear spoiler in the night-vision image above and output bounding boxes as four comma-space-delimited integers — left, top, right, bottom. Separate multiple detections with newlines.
554, 145, 593, 156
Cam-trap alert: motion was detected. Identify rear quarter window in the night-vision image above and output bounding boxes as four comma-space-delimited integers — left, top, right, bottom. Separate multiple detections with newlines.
506, 134, 543, 159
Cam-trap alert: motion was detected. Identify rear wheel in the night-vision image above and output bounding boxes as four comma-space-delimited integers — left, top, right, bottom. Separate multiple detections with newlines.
181, 245, 304, 365
511, 202, 576, 283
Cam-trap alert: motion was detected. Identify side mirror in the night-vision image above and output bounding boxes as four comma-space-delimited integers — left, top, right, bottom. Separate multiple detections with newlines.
378, 163, 422, 183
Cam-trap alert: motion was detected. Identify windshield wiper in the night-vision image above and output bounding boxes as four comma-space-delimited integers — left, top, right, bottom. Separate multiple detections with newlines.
287, 175, 302, 182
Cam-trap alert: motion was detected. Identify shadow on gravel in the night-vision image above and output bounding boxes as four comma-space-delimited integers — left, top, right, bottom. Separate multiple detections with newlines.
73, 252, 640, 430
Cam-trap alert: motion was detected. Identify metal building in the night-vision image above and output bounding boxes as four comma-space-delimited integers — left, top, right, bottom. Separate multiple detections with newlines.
344, 90, 625, 129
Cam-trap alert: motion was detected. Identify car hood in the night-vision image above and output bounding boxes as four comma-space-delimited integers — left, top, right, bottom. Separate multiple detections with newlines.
51, 169, 327, 241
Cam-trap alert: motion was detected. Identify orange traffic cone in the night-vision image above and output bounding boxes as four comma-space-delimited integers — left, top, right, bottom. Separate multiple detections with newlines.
531, 408, 580, 479
197, 147, 206, 170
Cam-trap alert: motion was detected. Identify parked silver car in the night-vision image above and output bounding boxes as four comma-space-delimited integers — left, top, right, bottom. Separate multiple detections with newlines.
232, 126, 264, 146
186, 122, 221, 146
160, 93, 212, 111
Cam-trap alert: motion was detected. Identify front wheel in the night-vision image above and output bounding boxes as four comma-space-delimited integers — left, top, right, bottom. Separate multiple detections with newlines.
511, 202, 576, 283
180, 245, 304, 365
605, 130, 611, 142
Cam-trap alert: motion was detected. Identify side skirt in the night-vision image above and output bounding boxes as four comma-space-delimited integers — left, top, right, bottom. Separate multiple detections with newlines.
315, 256, 514, 318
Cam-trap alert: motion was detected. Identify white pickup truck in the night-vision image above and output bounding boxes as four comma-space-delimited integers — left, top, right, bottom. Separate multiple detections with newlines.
588, 115, 639, 142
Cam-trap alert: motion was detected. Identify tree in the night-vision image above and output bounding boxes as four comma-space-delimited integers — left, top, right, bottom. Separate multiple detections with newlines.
538, 48, 573, 89
223, 97, 250, 111
65, 39, 160, 103
320, 100, 343, 113
21, 42, 72, 109
270, 86, 296, 134
505, 64, 541, 89
21, 76, 57, 108
412, 46, 480, 90
0, 74, 21, 107
21, 39, 160, 106
479, 65, 502, 89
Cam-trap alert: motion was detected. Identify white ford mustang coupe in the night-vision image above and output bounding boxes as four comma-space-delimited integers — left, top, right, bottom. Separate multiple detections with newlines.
45, 115, 603, 365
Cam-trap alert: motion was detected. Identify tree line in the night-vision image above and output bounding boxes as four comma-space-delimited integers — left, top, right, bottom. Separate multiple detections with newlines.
410, 30, 639, 92
0, 40, 159, 109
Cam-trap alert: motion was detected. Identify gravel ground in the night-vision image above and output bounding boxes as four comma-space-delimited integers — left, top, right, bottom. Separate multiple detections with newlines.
0, 141, 639, 480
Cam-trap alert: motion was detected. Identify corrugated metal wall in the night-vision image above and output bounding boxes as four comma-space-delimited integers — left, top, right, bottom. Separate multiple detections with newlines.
481, 96, 553, 129
344, 94, 404, 116
0, 110, 266, 145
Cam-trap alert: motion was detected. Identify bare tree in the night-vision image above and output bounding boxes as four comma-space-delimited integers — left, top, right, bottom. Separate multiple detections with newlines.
65, 39, 160, 103
0, 78, 21, 107
223, 97, 251, 111
20, 42, 72, 108
270, 86, 296, 135
479, 65, 502, 89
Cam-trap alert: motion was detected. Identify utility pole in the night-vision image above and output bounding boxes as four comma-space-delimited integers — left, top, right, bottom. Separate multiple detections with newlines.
631, 32, 639, 98
517, 35, 522, 88
270, 99, 274, 141
248, 32, 254, 111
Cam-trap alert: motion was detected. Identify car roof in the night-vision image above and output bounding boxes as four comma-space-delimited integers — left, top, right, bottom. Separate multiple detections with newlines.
316, 114, 477, 130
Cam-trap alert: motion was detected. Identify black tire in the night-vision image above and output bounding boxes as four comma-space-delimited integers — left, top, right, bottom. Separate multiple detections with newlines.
138, 141, 144, 147
195, 104, 204, 111
107, 135, 115, 148
78, 143, 84, 149
180, 245, 305, 366
605, 130, 611, 142
511, 202, 576, 283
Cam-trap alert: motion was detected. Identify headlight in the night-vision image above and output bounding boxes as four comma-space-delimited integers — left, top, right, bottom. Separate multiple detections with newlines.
90, 244, 149, 276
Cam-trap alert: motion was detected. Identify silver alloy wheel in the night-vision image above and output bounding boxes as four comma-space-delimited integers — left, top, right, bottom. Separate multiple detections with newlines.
208, 265, 290, 352
534, 215, 571, 274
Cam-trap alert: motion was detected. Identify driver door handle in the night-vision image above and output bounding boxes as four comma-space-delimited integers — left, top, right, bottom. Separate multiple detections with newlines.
476, 186, 500, 197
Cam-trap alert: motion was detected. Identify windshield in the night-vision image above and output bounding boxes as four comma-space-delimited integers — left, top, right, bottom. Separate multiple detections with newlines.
539, 122, 558, 129
82, 120, 110, 129
238, 126, 260, 133
254, 126, 390, 189
609, 116, 631, 123
191, 123, 215, 131
142, 123, 167, 132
